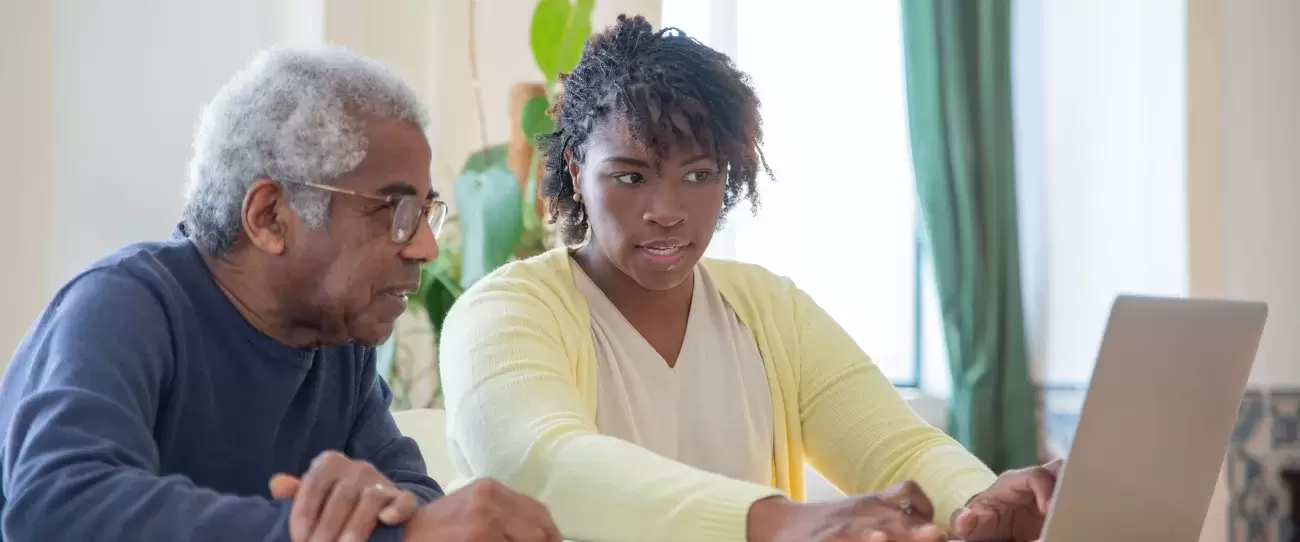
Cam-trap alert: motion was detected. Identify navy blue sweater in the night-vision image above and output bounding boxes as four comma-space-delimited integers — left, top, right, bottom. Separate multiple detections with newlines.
0, 231, 443, 541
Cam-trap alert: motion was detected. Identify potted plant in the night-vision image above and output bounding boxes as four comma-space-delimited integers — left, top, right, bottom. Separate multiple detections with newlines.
383, 0, 597, 410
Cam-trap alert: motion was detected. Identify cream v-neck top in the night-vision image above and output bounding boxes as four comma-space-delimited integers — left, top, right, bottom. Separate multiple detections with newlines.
570, 258, 774, 486
443, 248, 999, 541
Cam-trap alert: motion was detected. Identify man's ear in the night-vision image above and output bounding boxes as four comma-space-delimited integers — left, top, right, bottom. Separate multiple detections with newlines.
241, 178, 289, 256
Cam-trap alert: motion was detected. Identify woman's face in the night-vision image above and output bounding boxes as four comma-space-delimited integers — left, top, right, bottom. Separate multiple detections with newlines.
568, 114, 726, 291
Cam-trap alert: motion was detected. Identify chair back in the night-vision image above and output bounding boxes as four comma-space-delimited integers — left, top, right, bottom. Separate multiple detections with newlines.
392, 408, 456, 486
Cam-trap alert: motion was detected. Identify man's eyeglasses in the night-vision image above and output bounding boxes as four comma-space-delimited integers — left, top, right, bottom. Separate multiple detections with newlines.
294, 181, 447, 244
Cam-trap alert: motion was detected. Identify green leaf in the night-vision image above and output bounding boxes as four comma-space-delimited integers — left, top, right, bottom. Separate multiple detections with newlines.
559, 0, 596, 75
520, 95, 556, 143
409, 242, 464, 335
521, 153, 543, 233
461, 143, 509, 174
375, 333, 397, 381
454, 164, 523, 289
530, 0, 570, 82
530, 0, 596, 83
420, 266, 461, 334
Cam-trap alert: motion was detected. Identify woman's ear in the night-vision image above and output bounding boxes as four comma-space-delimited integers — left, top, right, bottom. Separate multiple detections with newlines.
566, 147, 583, 194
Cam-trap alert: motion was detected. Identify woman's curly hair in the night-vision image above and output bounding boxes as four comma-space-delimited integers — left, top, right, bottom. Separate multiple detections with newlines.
538, 14, 771, 245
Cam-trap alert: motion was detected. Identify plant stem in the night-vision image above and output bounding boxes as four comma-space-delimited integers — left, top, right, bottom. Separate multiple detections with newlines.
468, 0, 490, 156
523, 151, 541, 223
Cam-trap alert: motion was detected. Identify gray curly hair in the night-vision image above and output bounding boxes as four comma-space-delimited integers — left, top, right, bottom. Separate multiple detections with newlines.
182, 45, 429, 254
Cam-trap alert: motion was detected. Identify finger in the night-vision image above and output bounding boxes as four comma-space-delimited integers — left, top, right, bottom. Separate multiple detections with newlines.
515, 494, 562, 542
1028, 470, 1056, 515
338, 484, 393, 542
308, 479, 362, 542
951, 506, 1001, 540
502, 516, 549, 542
1043, 458, 1065, 476
535, 508, 563, 542
291, 454, 344, 541
378, 490, 419, 525
269, 474, 301, 500
951, 507, 972, 534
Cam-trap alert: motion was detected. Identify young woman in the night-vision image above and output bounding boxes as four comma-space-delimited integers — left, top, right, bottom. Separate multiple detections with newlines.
440, 14, 1059, 542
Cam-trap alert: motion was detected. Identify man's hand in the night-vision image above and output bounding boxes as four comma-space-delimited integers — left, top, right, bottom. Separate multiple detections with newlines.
402, 478, 561, 542
747, 481, 948, 542
950, 459, 1064, 541
269, 450, 420, 542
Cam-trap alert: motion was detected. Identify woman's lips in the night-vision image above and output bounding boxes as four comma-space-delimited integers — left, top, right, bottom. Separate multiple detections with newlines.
637, 242, 690, 267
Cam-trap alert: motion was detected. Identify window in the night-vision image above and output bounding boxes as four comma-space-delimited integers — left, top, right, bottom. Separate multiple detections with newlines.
662, 0, 948, 391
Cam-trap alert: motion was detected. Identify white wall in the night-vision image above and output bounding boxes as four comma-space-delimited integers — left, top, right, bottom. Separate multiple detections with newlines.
1014, 0, 1189, 386
0, 0, 660, 367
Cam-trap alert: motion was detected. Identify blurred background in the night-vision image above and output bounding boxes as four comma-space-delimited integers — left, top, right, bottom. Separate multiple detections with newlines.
1, 0, 1297, 540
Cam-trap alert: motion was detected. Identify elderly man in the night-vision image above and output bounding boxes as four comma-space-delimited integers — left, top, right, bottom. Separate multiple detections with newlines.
0, 47, 558, 542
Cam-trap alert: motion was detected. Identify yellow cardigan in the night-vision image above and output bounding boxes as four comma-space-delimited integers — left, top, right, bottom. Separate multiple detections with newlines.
439, 248, 996, 542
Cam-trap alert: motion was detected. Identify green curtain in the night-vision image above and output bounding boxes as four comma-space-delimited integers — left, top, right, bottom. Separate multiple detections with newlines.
900, 0, 1038, 471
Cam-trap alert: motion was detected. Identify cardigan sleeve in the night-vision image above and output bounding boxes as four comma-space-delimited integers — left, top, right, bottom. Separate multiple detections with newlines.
790, 283, 998, 529
438, 273, 783, 542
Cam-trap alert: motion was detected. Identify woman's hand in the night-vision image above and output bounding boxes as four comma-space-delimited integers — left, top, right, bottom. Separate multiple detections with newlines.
748, 481, 948, 542
950, 459, 1064, 541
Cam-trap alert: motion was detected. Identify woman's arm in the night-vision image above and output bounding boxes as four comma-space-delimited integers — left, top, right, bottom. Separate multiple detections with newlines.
439, 276, 782, 542
790, 285, 998, 529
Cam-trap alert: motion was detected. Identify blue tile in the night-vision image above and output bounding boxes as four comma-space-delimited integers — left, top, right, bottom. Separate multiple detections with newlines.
1234, 390, 1267, 448
1044, 410, 1080, 454
1231, 452, 1280, 542
1269, 389, 1300, 449
1038, 386, 1086, 458
1278, 457, 1300, 542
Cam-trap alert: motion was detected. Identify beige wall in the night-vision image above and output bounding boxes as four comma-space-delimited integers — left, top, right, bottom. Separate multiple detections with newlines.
1189, 0, 1300, 540
323, 0, 659, 199
0, 0, 55, 371
1010, 0, 1299, 537
0, 0, 297, 369
423, 0, 659, 199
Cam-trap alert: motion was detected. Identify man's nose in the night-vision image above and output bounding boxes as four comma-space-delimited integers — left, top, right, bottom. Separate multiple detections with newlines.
400, 220, 439, 264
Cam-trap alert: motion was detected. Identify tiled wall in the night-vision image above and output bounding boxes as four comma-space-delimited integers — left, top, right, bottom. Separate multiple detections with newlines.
1228, 388, 1300, 542
1039, 386, 1087, 461
1039, 386, 1300, 542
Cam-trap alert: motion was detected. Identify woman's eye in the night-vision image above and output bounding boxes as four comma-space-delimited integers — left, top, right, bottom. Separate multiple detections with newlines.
685, 170, 714, 183
612, 172, 644, 184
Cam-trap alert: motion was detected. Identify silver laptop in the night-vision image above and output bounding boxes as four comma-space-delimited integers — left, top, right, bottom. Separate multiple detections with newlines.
1040, 295, 1268, 542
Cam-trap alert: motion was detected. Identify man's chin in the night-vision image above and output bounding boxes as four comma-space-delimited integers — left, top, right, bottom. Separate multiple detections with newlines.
351, 321, 397, 347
